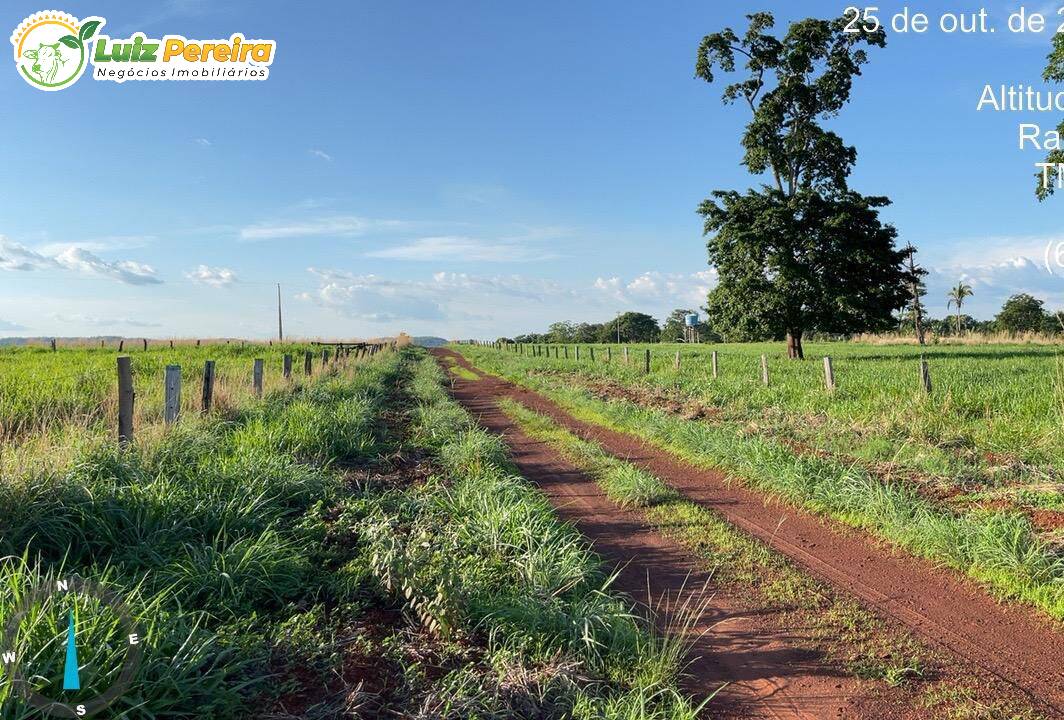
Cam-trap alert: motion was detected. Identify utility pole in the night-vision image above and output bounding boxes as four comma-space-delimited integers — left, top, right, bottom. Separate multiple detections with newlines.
277, 283, 284, 342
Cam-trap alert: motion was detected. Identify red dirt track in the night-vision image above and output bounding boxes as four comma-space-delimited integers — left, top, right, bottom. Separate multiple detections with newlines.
433, 348, 1064, 718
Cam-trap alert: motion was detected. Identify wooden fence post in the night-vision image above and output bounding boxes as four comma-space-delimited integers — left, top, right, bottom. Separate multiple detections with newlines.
50, 338, 56, 352
142, 338, 148, 351
118, 340, 124, 352
623, 346, 629, 364
760, 354, 769, 386
920, 359, 932, 394
283, 354, 293, 379
711, 351, 718, 379
564, 346, 569, 359
253, 358, 264, 397
823, 356, 835, 392
201, 360, 216, 412
322, 348, 329, 367
196, 339, 201, 347
576, 346, 580, 361
643, 348, 650, 374
606, 347, 612, 362
304, 351, 313, 376
674, 350, 680, 370
164, 364, 181, 424
117, 356, 134, 445
590, 347, 595, 362
169, 340, 174, 349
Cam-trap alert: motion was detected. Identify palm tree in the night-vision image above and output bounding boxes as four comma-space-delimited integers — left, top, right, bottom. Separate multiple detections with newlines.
947, 281, 974, 335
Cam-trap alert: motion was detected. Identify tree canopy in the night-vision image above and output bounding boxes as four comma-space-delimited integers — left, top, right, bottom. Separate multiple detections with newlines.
602, 312, 660, 343
695, 12, 913, 357
995, 293, 1047, 333
1038, 33, 1064, 199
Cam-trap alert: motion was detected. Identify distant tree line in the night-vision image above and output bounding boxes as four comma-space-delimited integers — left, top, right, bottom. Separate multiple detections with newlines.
499, 293, 1064, 346
501, 310, 718, 345
898, 292, 1064, 337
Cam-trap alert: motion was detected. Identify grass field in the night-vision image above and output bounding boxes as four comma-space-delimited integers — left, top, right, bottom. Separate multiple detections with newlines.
0, 343, 327, 440
0, 345, 699, 718
456, 341, 1064, 620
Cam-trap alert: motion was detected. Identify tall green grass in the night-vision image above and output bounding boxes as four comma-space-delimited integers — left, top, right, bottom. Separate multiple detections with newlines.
469, 342, 1064, 479
352, 355, 704, 718
0, 351, 400, 717
0, 343, 324, 439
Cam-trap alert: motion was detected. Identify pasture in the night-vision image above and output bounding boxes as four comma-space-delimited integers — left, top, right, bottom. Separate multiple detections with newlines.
457, 341, 1064, 620
0, 344, 697, 718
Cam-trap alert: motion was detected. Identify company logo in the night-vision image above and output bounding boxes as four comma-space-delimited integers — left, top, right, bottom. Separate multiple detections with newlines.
10, 11, 101, 90
11, 10, 276, 90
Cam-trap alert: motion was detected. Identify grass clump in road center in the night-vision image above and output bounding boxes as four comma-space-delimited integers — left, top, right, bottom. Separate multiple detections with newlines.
340, 354, 705, 719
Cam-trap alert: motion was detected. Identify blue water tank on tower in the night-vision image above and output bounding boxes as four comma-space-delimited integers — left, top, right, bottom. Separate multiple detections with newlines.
684, 313, 699, 327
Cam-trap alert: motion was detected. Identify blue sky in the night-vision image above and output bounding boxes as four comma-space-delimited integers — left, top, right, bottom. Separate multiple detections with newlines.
2, 0, 1063, 339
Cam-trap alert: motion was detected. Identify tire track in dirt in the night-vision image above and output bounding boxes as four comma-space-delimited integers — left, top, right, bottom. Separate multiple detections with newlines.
436, 351, 910, 719
436, 348, 1064, 717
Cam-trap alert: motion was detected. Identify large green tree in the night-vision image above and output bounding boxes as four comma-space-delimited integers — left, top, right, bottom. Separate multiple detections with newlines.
695, 12, 913, 358
546, 321, 576, 343
995, 293, 1047, 333
600, 312, 660, 343
573, 322, 605, 343
1038, 35, 1064, 199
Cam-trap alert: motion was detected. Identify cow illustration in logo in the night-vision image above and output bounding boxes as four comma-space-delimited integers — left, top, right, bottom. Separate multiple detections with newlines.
23, 42, 66, 83
10, 11, 103, 90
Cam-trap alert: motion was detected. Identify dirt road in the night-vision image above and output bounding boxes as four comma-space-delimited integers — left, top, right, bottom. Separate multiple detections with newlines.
434, 348, 1064, 718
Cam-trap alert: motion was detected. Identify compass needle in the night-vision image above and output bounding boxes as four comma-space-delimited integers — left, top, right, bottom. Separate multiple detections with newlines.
62, 609, 79, 692
5, 576, 140, 716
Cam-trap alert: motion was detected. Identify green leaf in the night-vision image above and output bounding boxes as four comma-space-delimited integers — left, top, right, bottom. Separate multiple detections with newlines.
79, 20, 101, 42
58, 35, 80, 50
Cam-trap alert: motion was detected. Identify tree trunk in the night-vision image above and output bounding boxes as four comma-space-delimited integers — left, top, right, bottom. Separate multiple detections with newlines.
786, 330, 804, 360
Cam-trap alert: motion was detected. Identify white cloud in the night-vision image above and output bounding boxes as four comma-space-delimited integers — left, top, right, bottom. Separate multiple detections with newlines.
239, 215, 411, 241
592, 270, 717, 309
297, 266, 714, 337
193, 137, 211, 146
51, 313, 162, 328
367, 236, 557, 262
0, 239, 54, 271
0, 238, 161, 285
37, 235, 156, 255
54, 247, 161, 285
923, 255, 1064, 318
0, 319, 28, 331
298, 268, 577, 324
299, 271, 447, 322
308, 148, 333, 161
185, 264, 237, 287
910, 232, 1064, 317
